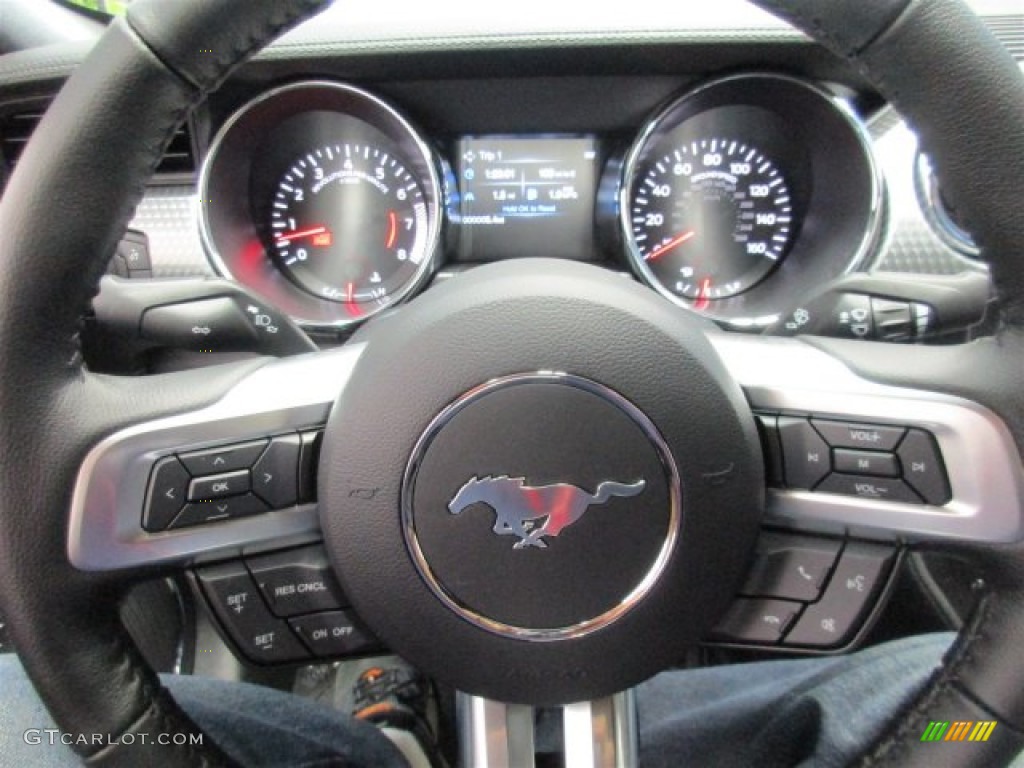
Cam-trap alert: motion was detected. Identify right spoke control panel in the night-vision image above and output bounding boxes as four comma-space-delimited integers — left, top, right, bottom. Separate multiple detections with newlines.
756, 413, 951, 505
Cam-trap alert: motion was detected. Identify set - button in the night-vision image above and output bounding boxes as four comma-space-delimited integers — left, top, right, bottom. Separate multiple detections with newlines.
762, 414, 950, 506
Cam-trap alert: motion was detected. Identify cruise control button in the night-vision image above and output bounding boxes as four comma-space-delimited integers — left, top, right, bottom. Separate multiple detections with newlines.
179, 440, 268, 476
197, 562, 308, 663
710, 598, 801, 644
247, 546, 346, 617
897, 430, 951, 505
169, 493, 269, 529
143, 457, 190, 532
252, 434, 300, 509
812, 420, 905, 451
784, 542, 895, 648
740, 534, 842, 602
777, 417, 830, 489
188, 469, 251, 501
816, 474, 921, 504
290, 610, 378, 657
833, 449, 899, 478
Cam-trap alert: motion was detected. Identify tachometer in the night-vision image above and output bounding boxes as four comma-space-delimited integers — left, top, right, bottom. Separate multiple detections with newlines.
270, 142, 428, 316
199, 81, 442, 330
628, 138, 793, 307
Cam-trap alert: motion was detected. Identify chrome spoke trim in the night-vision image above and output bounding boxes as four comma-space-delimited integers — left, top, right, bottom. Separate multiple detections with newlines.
710, 332, 1024, 544
68, 344, 366, 571
563, 691, 639, 768
457, 694, 536, 768
457, 691, 638, 768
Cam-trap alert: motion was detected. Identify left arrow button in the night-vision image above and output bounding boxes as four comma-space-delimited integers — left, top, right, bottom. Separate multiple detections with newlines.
143, 457, 190, 532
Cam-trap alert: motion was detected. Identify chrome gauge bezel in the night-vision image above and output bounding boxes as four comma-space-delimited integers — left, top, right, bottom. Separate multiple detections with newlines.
619, 73, 884, 327
198, 81, 443, 331
913, 151, 980, 257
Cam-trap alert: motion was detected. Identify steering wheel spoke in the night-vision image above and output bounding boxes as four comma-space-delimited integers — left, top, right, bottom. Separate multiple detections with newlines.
70, 344, 366, 571
710, 332, 1024, 545
458, 690, 638, 768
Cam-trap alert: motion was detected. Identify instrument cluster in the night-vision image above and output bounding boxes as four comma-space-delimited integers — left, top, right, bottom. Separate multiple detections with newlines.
200, 74, 882, 332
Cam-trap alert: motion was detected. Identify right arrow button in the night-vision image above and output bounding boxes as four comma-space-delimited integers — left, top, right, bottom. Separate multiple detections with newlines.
252, 434, 301, 509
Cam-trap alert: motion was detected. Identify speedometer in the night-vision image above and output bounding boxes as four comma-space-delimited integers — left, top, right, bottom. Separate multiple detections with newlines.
628, 138, 793, 307
270, 142, 428, 316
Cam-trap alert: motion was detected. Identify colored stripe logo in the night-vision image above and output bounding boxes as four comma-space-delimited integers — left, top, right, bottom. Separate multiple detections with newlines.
920, 721, 997, 742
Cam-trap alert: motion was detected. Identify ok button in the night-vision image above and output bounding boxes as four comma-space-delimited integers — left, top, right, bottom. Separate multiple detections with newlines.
189, 469, 251, 501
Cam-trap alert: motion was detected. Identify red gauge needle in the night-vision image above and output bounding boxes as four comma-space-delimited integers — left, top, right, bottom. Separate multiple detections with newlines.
385, 210, 398, 249
694, 277, 712, 311
275, 225, 329, 243
644, 230, 695, 262
344, 281, 363, 319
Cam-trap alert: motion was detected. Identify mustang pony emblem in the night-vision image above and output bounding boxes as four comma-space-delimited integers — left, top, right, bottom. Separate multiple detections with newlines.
448, 475, 646, 549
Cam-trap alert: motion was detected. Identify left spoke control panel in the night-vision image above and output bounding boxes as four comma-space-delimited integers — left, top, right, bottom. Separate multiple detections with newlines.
143, 429, 324, 532
194, 544, 382, 665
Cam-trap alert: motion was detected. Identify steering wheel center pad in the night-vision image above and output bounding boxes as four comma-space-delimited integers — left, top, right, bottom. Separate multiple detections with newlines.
321, 259, 761, 705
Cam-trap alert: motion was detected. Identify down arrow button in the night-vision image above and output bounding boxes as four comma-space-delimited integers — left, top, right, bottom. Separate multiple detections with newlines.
252, 434, 301, 509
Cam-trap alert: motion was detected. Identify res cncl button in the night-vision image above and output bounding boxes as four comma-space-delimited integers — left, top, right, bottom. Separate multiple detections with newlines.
247, 546, 347, 618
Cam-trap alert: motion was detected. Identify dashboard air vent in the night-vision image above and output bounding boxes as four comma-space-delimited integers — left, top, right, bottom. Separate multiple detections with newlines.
0, 110, 43, 170
985, 14, 1024, 62
155, 123, 197, 175
1, 107, 196, 177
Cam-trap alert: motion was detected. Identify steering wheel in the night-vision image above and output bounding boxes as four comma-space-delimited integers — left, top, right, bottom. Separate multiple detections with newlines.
1, 0, 1022, 765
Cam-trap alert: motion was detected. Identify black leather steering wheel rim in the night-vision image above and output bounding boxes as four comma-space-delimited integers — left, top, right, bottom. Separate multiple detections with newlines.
0, 0, 1021, 766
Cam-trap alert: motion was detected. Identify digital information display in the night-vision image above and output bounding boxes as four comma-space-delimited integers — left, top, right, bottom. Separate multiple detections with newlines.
453, 136, 599, 261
